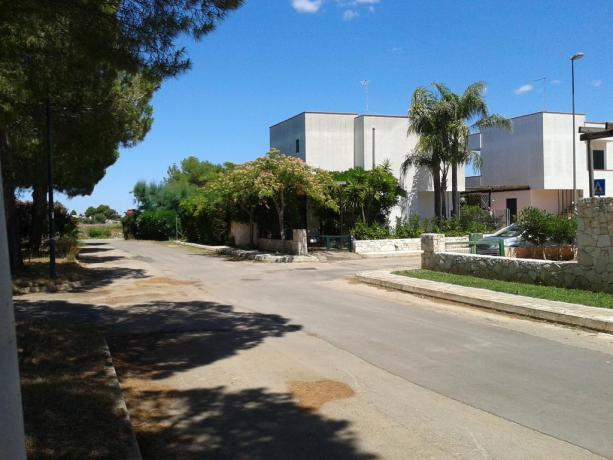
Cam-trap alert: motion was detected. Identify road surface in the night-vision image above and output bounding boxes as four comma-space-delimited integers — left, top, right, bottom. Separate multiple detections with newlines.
19, 239, 613, 459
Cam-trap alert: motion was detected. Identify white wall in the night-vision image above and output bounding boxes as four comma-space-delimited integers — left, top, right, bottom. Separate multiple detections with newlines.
269, 113, 306, 161
542, 113, 589, 193
481, 112, 545, 189
304, 113, 356, 171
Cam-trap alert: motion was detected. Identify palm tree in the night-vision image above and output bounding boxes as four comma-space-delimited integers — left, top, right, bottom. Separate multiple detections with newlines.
434, 82, 511, 217
402, 87, 449, 219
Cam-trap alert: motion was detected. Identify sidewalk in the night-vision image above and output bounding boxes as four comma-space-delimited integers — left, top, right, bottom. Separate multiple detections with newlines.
356, 270, 613, 334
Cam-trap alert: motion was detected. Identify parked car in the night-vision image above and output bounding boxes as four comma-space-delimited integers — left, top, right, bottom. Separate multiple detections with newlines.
475, 224, 525, 256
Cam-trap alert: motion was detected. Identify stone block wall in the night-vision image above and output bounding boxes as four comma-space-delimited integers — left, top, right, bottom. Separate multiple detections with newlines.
353, 237, 421, 254
256, 229, 308, 256
422, 198, 613, 293
352, 235, 468, 255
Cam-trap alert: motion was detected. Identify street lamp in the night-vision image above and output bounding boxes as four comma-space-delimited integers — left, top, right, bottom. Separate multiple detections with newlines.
571, 52, 584, 207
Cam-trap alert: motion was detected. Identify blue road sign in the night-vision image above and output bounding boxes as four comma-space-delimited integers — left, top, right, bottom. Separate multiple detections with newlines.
594, 179, 605, 196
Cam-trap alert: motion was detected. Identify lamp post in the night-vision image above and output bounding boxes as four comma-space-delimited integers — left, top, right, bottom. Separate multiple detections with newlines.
571, 52, 584, 207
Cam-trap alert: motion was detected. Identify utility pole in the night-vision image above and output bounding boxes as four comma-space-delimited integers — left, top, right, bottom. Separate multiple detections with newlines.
46, 97, 56, 279
360, 80, 369, 114
0, 163, 27, 460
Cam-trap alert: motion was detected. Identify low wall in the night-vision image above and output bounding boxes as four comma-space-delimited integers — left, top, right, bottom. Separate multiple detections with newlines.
229, 221, 257, 247
353, 235, 468, 255
421, 198, 613, 293
257, 229, 308, 256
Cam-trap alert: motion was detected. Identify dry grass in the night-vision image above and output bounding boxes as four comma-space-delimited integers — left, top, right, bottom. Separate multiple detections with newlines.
18, 321, 135, 460
287, 380, 355, 410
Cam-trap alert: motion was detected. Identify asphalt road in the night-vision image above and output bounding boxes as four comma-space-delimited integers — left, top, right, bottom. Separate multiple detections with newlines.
110, 240, 613, 458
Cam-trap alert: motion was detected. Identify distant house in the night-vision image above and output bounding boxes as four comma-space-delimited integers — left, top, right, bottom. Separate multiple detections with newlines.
467, 111, 613, 219
269, 111, 465, 223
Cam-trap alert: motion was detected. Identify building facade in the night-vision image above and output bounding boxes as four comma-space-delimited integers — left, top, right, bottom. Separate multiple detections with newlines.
270, 111, 465, 223
467, 112, 613, 218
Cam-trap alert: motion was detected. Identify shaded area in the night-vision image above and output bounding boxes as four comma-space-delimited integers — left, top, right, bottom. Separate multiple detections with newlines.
77, 254, 127, 264
78, 246, 114, 254
16, 299, 302, 380
17, 320, 135, 460
116, 376, 377, 460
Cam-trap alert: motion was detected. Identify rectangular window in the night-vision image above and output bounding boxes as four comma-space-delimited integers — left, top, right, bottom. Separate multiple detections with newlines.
593, 150, 605, 170
295, 139, 300, 154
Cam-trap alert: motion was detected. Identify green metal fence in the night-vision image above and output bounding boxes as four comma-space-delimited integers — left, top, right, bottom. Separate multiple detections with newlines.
320, 235, 352, 251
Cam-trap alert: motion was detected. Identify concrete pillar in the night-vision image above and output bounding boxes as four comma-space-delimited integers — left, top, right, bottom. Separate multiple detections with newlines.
292, 229, 308, 256
421, 233, 445, 269
0, 167, 27, 459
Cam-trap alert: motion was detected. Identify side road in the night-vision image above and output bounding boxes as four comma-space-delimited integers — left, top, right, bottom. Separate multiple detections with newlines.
356, 270, 613, 333
14, 239, 613, 459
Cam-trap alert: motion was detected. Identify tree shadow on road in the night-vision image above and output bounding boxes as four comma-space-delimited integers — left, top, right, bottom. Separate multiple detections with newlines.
119, 380, 379, 460
15, 299, 302, 380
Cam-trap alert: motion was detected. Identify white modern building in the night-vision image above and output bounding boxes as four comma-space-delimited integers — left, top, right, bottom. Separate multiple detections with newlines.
269, 111, 465, 222
467, 112, 613, 218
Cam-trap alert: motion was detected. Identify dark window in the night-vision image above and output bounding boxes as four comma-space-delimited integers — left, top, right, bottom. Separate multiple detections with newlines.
593, 150, 605, 170
295, 139, 300, 154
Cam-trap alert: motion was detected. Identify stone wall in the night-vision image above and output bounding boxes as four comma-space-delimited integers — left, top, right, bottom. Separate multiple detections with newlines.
353, 235, 468, 255
257, 229, 308, 256
229, 221, 257, 247
421, 198, 613, 293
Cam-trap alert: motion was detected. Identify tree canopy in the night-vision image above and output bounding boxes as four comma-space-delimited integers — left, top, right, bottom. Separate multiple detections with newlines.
0, 0, 243, 267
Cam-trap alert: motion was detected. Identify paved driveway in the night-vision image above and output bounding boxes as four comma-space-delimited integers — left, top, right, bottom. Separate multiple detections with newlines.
16, 240, 613, 459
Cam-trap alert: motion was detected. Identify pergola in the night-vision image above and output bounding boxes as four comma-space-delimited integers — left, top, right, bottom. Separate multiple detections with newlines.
579, 122, 613, 197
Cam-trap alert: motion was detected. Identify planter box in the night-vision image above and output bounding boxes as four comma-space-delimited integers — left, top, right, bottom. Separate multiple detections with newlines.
510, 246, 576, 261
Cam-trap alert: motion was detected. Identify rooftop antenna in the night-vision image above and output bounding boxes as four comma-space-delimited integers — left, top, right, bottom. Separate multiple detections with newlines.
360, 80, 369, 114
534, 76, 547, 111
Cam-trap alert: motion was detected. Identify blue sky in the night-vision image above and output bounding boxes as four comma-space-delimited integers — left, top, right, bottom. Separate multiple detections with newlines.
63, 0, 613, 213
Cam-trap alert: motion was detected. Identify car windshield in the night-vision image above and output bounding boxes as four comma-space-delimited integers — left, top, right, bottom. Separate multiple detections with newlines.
494, 225, 521, 238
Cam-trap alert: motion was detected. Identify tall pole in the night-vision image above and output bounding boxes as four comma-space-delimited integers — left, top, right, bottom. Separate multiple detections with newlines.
571, 60, 577, 206
0, 163, 27, 460
371, 127, 376, 170
46, 97, 56, 279
570, 52, 584, 207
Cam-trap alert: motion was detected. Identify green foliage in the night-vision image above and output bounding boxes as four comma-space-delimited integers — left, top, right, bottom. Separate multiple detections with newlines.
55, 235, 79, 261
167, 156, 229, 188
87, 227, 112, 239
325, 163, 404, 234
394, 215, 425, 238
132, 179, 196, 213
352, 222, 391, 240
517, 207, 577, 245
1, 0, 243, 268
250, 149, 337, 239
549, 214, 577, 244
178, 191, 228, 244
134, 210, 177, 240
84, 205, 120, 221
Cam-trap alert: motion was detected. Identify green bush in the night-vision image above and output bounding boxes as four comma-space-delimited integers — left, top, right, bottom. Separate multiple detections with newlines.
352, 222, 390, 240
135, 210, 177, 240
121, 212, 138, 239
549, 214, 577, 244
87, 227, 112, 238
394, 215, 424, 238
517, 207, 577, 245
178, 193, 228, 244
55, 235, 79, 261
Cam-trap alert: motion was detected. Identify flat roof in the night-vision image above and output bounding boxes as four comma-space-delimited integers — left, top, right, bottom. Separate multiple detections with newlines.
269, 111, 357, 129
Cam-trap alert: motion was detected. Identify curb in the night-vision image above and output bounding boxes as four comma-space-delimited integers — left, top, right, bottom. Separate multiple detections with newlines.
355, 270, 613, 334
176, 241, 318, 263
101, 338, 142, 460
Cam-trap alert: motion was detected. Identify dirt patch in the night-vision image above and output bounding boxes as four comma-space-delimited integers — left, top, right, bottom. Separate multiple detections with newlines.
288, 379, 354, 410
135, 277, 195, 287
